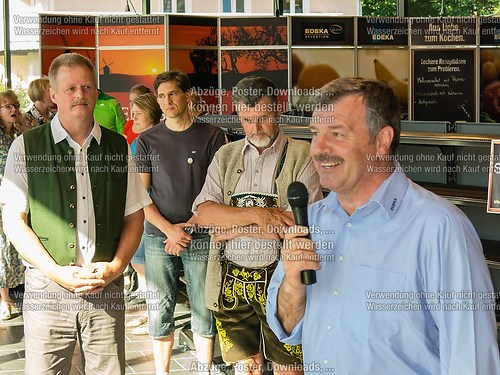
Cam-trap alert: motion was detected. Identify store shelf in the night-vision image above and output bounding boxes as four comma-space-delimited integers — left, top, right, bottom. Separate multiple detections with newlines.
483, 240, 500, 264
420, 184, 488, 208
206, 115, 500, 148
401, 132, 500, 147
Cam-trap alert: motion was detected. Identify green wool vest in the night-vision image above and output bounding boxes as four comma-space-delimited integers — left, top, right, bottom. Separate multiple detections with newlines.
24, 124, 128, 266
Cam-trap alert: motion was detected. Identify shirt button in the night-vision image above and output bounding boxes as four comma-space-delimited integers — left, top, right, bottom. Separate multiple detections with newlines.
339, 255, 344, 262
68, 243, 75, 249
68, 223, 75, 228
333, 289, 338, 296
69, 203, 75, 209
256, 170, 259, 173
346, 222, 352, 228
70, 185, 76, 190
327, 324, 332, 331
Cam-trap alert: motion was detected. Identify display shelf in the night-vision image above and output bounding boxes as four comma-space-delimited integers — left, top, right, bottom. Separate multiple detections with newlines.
209, 115, 498, 209
482, 240, 500, 264
206, 115, 500, 147
400, 131, 500, 148
419, 184, 488, 208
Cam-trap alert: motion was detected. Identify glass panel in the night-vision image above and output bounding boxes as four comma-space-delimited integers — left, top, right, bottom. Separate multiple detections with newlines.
236, 0, 244, 13
164, 0, 172, 12
223, 0, 232, 12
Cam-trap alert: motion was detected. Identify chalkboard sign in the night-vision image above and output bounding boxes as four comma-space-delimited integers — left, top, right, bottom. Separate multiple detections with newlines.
412, 49, 475, 122
487, 140, 500, 213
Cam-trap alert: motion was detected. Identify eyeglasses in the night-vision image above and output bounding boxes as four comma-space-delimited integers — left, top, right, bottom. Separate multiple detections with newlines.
0, 103, 20, 110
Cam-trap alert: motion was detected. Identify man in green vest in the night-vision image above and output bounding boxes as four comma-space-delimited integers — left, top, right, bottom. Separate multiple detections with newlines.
0, 53, 151, 375
193, 76, 323, 375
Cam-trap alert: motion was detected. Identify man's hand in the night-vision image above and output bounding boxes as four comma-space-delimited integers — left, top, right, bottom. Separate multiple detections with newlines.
252, 207, 294, 235
281, 225, 321, 288
163, 223, 193, 256
51, 265, 107, 294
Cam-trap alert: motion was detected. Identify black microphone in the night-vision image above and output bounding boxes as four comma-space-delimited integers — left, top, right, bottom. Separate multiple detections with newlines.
287, 181, 317, 285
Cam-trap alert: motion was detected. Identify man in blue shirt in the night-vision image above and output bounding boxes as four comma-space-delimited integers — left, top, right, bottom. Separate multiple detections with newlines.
266, 77, 500, 374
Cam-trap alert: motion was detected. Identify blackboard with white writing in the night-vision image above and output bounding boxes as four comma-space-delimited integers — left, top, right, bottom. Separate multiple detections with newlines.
412, 49, 475, 121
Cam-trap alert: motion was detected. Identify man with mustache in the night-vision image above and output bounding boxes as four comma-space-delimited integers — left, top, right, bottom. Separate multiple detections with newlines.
266, 78, 500, 374
193, 76, 322, 375
0, 53, 151, 374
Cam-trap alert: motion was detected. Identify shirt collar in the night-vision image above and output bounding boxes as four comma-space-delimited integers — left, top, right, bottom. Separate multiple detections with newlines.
368, 162, 409, 218
29, 104, 44, 121
50, 113, 102, 145
323, 161, 409, 219
242, 129, 286, 157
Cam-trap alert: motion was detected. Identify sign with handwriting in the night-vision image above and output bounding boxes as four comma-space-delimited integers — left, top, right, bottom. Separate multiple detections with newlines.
412, 49, 475, 121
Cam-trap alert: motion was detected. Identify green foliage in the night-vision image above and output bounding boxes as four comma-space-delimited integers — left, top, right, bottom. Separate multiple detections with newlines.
361, 0, 397, 16
361, 0, 499, 17
0, 75, 31, 111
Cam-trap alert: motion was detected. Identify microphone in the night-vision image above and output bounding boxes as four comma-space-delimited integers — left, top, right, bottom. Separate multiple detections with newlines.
287, 181, 317, 285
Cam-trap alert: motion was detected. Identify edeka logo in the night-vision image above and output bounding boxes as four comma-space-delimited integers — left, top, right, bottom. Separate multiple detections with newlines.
329, 24, 343, 35
303, 24, 343, 40
304, 28, 329, 35
372, 34, 395, 41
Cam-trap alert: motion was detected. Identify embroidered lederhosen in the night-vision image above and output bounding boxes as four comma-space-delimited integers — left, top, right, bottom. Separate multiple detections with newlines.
216, 141, 303, 363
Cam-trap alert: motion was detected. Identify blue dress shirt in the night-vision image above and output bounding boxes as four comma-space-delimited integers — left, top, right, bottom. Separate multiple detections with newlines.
267, 167, 500, 374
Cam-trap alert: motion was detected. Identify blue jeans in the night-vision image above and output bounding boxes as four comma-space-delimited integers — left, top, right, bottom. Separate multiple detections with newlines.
130, 232, 146, 265
144, 233, 216, 339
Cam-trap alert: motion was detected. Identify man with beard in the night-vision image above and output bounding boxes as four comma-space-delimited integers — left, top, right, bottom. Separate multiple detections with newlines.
266, 78, 500, 374
193, 76, 322, 375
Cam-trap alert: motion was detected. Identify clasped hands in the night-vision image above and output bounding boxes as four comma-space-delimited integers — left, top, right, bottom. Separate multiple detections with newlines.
54, 262, 119, 295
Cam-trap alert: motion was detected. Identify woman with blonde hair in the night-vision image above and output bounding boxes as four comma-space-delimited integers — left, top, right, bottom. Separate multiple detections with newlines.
126, 92, 162, 334
129, 92, 162, 153
0, 90, 25, 319
123, 84, 153, 145
25, 77, 56, 128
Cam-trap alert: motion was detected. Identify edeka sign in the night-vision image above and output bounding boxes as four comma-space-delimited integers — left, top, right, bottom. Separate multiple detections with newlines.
357, 17, 409, 46
292, 18, 354, 46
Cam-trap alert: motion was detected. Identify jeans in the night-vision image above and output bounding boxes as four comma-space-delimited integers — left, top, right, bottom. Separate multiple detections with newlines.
144, 233, 216, 338
130, 232, 146, 265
